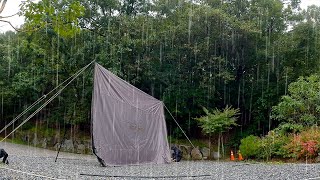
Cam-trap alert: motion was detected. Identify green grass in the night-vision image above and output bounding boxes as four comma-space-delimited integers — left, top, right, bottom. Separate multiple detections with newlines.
0, 138, 28, 145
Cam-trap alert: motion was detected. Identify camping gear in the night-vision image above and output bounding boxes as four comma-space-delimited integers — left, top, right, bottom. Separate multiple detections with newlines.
0, 149, 8, 164
171, 146, 182, 162
0, 61, 193, 166
92, 63, 171, 166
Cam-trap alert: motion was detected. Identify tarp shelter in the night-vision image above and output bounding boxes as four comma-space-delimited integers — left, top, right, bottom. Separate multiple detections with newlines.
92, 63, 171, 166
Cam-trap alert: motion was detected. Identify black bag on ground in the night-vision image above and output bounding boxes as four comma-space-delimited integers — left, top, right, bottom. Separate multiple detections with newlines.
171, 146, 182, 162
0, 149, 8, 164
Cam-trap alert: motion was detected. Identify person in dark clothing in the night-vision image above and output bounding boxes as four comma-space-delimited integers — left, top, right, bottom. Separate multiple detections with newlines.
171, 145, 182, 162
0, 149, 9, 165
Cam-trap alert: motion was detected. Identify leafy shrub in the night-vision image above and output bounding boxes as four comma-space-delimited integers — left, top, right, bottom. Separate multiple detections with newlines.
271, 75, 320, 126
258, 131, 290, 160
284, 127, 320, 159
274, 123, 304, 135
301, 140, 318, 157
283, 134, 302, 159
239, 127, 320, 161
239, 135, 261, 159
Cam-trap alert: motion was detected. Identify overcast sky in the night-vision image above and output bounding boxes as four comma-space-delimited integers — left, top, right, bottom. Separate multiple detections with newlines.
0, 0, 320, 32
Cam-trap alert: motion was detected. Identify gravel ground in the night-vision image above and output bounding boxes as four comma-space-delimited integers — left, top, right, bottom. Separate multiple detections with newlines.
0, 142, 320, 180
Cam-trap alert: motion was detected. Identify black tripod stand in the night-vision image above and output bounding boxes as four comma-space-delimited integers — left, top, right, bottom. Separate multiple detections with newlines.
54, 125, 69, 162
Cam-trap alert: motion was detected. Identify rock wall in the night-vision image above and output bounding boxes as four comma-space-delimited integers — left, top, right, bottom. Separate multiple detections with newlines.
15, 130, 92, 154
16, 131, 221, 159
172, 144, 221, 160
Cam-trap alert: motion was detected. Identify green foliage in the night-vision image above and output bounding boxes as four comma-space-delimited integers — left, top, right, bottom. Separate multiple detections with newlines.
239, 135, 261, 159
29, 126, 56, 138
274, 123, 304, 135
240, 127, 320, 161
2, 0, 320, 145
271, 75, 320, 126
21, 0, 85, 37
171, 127, 184, 139
168, 136, 208, 148
258, 131, 290, 160
195, 106, 239, 134
9, 138, 28, 145
283, 127, 320, 159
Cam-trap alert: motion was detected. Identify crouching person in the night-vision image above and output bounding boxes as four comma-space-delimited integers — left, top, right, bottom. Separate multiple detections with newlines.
0, 149, 8, 165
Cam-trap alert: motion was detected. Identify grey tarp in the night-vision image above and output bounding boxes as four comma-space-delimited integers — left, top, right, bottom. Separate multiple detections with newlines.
92, 63, 171, 166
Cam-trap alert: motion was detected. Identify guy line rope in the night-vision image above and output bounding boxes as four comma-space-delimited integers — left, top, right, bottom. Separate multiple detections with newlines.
1, 59, 195, 150
0, 60, 95, 142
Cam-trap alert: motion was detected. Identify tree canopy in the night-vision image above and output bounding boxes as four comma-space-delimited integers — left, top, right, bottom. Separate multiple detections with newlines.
0, 0, 319, 143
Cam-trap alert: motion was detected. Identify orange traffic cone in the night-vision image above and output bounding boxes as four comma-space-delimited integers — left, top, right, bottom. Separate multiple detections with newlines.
230, 150, 235, 161
238, 150, 244, 161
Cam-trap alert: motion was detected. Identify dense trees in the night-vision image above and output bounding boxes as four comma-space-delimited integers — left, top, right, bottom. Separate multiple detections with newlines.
0, 0, 319, 145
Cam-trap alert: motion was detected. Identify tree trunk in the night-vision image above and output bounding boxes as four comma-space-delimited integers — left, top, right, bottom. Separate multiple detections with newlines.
217, 133, 220, 162
208, 135, 211, 159
221, 132, 224, 158
0, 0, 7, 14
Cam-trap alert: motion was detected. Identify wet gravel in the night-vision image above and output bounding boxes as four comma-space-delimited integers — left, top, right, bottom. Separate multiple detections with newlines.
0, 142, 320, 180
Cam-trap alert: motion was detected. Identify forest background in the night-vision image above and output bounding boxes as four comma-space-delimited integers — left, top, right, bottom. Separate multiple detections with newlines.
1, 0, 320, 160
